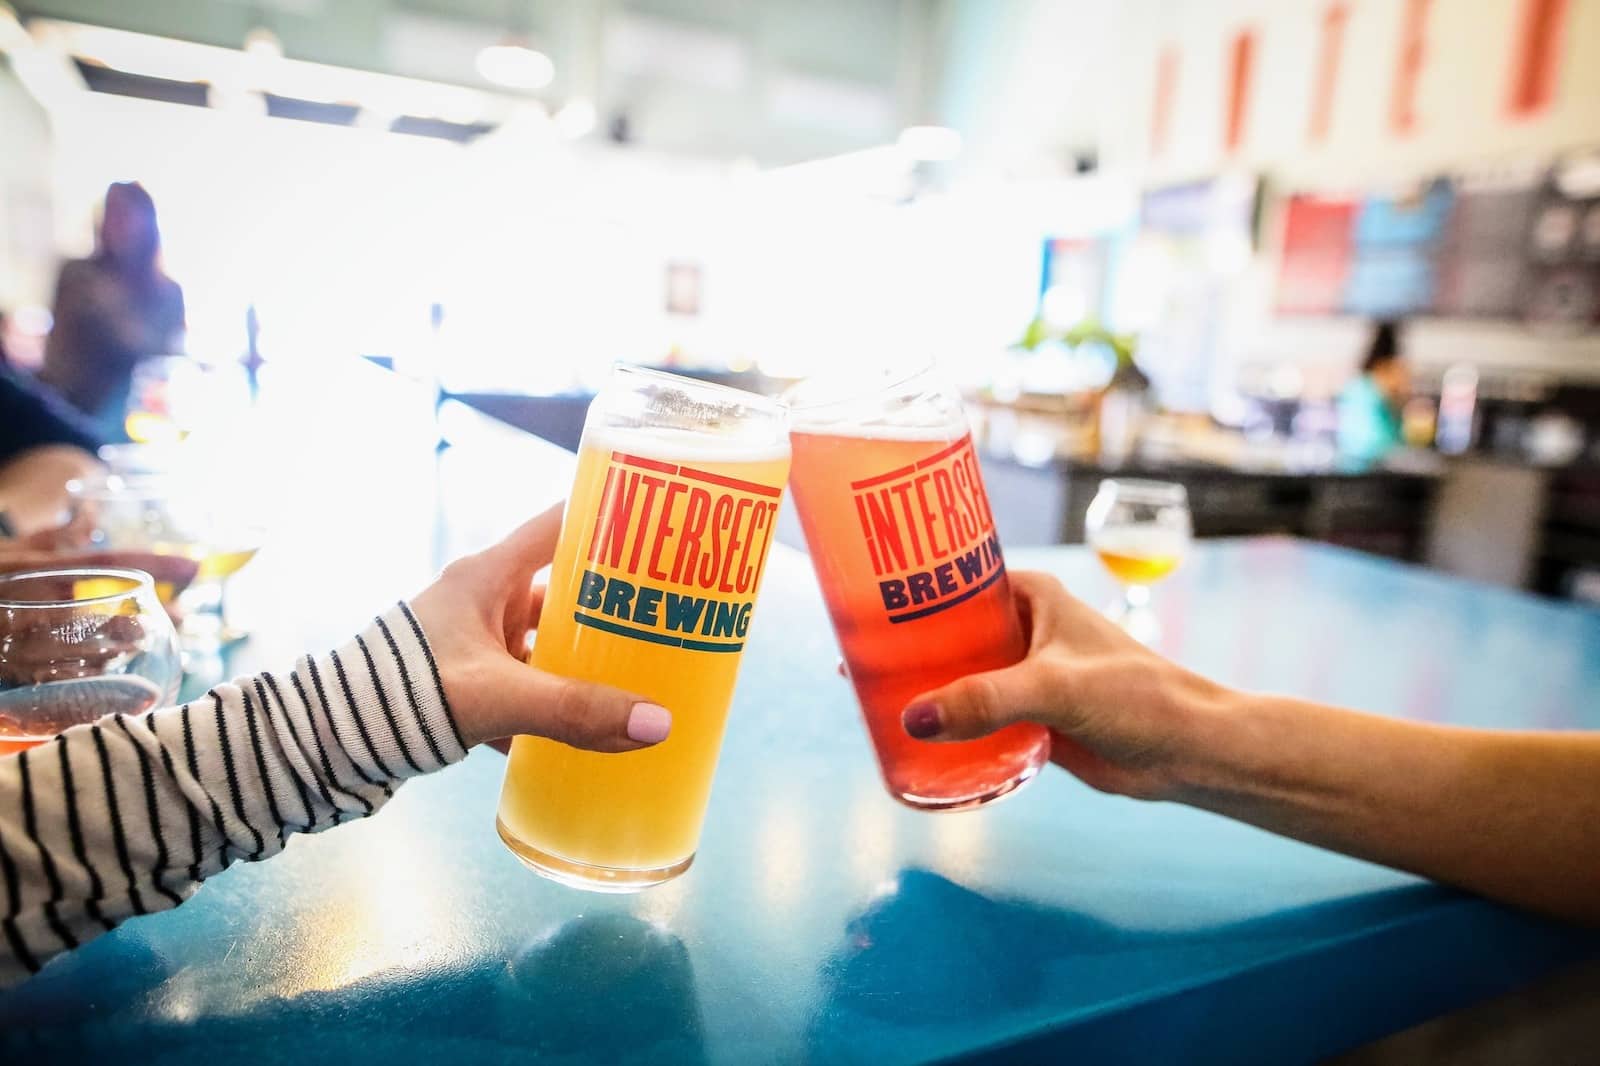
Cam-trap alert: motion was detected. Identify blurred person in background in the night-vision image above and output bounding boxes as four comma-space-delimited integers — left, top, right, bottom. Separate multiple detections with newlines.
0, 304, 104, 544
0, 311, 183, 578
1337, 319, 1408, 465
38, 181, 185, 442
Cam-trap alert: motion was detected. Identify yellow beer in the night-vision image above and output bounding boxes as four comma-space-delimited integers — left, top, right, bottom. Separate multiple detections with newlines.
1089, 526, 1187, 586
1093, 548, 1182, 585
147, 542, 261, 582
496, 367, 790, 891
196, 546, 261, 583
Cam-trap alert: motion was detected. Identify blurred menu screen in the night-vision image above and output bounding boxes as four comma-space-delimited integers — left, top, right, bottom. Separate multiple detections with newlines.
1435, 178, 1539, 318
1523, 175, 1600, 329
1273, 160, 1600, 330
1342, 180, 1454, 316
1276, 195, 1357, 315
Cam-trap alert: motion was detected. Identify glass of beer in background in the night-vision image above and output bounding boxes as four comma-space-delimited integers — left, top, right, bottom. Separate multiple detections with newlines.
1085, 478, 1191, 645
0, 569, 180, 755
786, 363, 1050, 810
68, 473, 264, 647
497, 365, 790, 891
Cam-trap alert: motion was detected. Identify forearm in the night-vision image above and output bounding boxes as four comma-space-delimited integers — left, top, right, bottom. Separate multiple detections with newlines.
0, 603, 466, 986
1172, 693, 1600, 925
0, 445, 101, 538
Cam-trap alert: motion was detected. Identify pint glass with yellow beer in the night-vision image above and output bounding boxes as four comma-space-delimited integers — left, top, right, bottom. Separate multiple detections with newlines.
496, 366, 790, 891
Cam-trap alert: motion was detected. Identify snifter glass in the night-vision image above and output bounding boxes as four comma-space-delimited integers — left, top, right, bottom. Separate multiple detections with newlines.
0, 568, 181, 754
1086, 478, 1191, 645
67, 472, 265, 651
785, 362, 1050, 810
496, 364, 791, 892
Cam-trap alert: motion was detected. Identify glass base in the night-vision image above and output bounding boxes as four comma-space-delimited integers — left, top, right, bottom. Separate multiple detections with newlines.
495, 818, 693, 893
1106, 597, 1162, 646
178, 612, 251, 658
891, 756, 1043, 812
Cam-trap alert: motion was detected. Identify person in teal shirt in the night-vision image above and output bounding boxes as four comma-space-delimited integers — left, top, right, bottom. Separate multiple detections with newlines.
1338, 319, 1408, 465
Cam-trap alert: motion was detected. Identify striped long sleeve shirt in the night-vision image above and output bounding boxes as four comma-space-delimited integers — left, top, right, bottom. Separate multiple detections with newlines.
0, 603, 467, 988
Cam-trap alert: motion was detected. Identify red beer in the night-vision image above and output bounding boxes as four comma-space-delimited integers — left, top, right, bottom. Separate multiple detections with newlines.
787, 369, 1050, 809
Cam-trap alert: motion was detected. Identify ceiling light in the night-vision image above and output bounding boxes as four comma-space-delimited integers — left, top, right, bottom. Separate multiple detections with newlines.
0, 3, 29, 54
208, 80, 267, 117
1555, 152, 1600, 199
478, 101, 554, 151
897, 125, 962, 163
554, 97, 595, 139
242, 27, 282, 59
476, 40, 553, 90
355, 106, 394, 131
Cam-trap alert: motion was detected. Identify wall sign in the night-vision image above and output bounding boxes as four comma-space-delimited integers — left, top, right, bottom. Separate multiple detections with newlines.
1344, 179, 1454, 315
1276, 194, 1357, 314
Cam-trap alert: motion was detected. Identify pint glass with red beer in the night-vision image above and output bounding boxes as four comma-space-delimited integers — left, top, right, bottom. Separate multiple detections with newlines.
786, 364, 1050, 809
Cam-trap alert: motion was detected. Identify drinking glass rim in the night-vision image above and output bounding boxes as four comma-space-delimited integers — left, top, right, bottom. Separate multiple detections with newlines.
66, 472, 178, 500
95, 442, 186, 471
0, 568, 157, 609
782, 359, 939, 415
609, 363, 787, 418
1097, 478, 1189, 504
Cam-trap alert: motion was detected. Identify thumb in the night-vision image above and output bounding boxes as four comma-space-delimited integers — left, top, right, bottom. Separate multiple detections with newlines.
486, 502, 565, 574
473, 657, 672, 754
901, 665, 1035, 743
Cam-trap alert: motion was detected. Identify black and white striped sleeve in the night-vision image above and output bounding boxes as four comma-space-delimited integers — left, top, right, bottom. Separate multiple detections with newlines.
0, 602, 467, 988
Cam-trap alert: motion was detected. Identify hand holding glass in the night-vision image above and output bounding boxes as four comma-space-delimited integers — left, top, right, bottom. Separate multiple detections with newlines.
496, 366, 790, 892
786, 363, 1050, 810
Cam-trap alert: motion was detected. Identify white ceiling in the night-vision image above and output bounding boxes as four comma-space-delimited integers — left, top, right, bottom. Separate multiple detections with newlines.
10, 0, 942, 164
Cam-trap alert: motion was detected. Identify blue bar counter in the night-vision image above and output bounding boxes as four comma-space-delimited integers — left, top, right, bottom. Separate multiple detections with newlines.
2, 365, 1596, 1064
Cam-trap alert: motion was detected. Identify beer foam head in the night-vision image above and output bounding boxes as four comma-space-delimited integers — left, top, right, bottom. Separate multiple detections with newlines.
788, 420, 966, 441
584, 424, 790, 463
588, 364, 789, 462
785, 362, 968, 439
1089, 525, 1190, 557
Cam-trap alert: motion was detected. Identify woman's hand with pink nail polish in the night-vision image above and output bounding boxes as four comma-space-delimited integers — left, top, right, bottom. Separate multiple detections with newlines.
409, 504, 672, 754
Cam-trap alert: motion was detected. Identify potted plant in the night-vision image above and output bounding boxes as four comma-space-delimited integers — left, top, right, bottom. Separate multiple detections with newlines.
1015, 316, 1148, 463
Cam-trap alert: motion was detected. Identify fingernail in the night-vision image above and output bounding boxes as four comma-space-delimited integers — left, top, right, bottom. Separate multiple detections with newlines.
627, 702, 672, 744
903, 701, 942, 739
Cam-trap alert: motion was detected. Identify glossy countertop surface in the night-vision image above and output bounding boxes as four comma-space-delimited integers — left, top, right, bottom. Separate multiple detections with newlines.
3, 363, 1597, 1064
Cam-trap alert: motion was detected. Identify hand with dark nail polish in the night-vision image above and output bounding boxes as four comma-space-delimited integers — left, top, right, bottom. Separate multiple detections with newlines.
893, 569, 1600, 928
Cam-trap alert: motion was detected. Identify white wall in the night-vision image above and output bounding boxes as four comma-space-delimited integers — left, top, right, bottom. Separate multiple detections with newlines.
933, 0, 1127, 176
0, 56, 53, 312
13, 2, 1599, 393
1110, 0, 1600, 183
28, 84, 1063, 391
44, 90, 470, 372
937, 0, 1600, 387
1164, 0, 1600, 386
